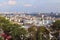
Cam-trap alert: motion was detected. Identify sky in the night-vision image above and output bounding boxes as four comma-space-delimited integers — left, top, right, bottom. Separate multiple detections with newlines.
0, 0, 60, 13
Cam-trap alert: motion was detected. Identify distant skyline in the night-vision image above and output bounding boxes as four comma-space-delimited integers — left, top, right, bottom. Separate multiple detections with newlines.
0, 0, 60, 13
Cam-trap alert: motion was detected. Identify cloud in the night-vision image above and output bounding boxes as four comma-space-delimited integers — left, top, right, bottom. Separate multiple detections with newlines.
8, 0, 16, 5
0, 3, 2, 6
24, 4, 32, 7
0, 2, 7, 6
0, 0, 16, 6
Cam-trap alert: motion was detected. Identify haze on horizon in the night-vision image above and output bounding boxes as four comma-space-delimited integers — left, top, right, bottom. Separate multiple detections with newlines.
0, 0, 60, 13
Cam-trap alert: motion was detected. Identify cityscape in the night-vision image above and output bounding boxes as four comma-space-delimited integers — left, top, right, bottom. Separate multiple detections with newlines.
0, 0, 60, 40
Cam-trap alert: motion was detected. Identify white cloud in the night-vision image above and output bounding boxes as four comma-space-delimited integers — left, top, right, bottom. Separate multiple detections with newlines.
0, 0, 16, 6
24, 4, 32, 7
0, 2, 7, 6
3, 2, 7, 5
0, 3, 2, 6
8, 0, 16, 5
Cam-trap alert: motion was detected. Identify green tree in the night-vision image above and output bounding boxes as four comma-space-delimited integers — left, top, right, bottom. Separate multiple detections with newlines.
0, 16, 27, 40
28, 25, 37, 40
10, 24, 27, 40
51, 20, 60, 40
37, 26, 50, 40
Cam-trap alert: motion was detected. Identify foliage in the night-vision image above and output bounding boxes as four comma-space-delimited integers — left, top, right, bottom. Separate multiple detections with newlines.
37, 26, 50, 40
52, 20, 60, 30
51, 20, 60, 40
28, 25, 37, 40
0, 16, 27, 40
